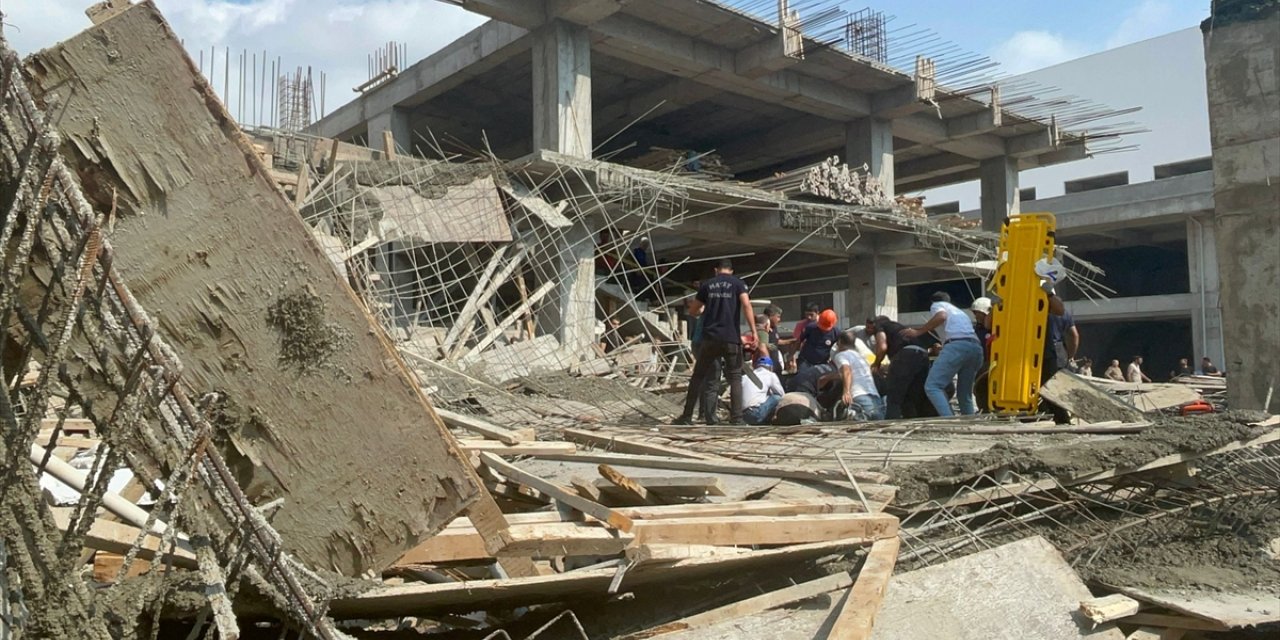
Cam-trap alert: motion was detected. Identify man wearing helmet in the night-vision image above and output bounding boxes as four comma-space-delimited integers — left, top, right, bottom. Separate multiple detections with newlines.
795, 308, 840, 374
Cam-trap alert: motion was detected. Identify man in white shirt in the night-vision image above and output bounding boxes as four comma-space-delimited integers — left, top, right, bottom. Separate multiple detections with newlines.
902, 292, 983, 416
831, 332, 883, 421
1127, 355, 1151, 383
740, 356, 785, 425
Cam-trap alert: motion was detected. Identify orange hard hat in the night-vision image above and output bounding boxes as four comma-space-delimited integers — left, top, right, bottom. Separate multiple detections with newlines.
817, 309, 837, 331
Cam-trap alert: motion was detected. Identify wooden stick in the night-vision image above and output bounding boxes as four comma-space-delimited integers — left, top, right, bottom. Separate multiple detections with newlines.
618, 572, 854, 639
479, 453, 634, 532
597, 464, 655, 505
435, 408, 525, 445
825, 536, 900, 640
560, 428, 718, 460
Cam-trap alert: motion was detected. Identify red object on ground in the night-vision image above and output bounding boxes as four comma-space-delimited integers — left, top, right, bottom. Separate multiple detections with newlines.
1180, 400, 1214, 416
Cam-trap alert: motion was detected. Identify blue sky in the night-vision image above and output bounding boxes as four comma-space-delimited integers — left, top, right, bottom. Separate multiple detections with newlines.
3, 0, 1209, 123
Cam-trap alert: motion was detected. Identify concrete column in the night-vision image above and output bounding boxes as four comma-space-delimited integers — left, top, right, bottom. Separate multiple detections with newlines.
1203, 13, 1280, 410
535, 218, 597, 359
846, 254, 898, 323
845, 118, 894, 198
367, 107, 413, 155
979, 156, 1020, 232
532, 20, 592, 157
1187, 216, 1225, 368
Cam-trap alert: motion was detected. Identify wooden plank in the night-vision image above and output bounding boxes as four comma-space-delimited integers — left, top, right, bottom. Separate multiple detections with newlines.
1080, 594, 1143, 624
479, 453, 635, 532
561, 428, 720, 460
436, 408, 526, 445
620, 572, 854, 639
623, 543, 752, 564
1120, 613, 1228, 633
1111, 584, 1280, 628
333, 537, 873, 619
381, 130, 397, 159
825, 536, 900, 639
1041, 371, 1146, 423
592, 474, 726, 497
50, 508, 196, 568
615, 497, 864, 519
35, 433, 99, 449
460, 279, 555, 359
457, 440, 576, 456
530, 451, 851, 484
500, 522, 631, 558
632, 513, 897, 547
29, 2, 480, 576
597, 464, 656, 505
462, 494, 540, 577
93, 552, 160, 582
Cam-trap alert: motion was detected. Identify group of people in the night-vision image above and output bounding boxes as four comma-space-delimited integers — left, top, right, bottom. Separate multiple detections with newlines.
1093, 355, 1223, 382
674, 255, 1105, 426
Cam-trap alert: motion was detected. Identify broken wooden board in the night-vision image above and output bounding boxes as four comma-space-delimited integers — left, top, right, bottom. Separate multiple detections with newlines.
332, 537, 872, 619
25, 3, 478, 576
1042, 371, 1147, 423
508, 458, 783, 504
1080, 594, 1143, 624
1111, 585, 1280, 628
619, 572, 854, 639
871, 537, 1124, 639
827, 536, 899, 639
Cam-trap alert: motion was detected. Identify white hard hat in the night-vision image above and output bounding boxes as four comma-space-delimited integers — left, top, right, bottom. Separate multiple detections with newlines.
971, 297, 992, 314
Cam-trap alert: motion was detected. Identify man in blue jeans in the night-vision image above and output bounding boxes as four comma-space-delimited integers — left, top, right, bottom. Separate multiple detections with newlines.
741, 356, 784, 424
902, 292, 983, 416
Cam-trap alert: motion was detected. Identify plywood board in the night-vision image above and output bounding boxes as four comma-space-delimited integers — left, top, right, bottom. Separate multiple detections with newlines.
872, 537, 1124, 640
26, 3, 478, 576
1113, 585, 1280, 628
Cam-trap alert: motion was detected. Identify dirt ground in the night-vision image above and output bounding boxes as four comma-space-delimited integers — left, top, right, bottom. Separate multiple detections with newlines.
890, 412, 1269, 504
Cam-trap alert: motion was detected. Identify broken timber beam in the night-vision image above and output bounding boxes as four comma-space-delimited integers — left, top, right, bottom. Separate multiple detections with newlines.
825, 535, 900, 639
479, 453, 635, 531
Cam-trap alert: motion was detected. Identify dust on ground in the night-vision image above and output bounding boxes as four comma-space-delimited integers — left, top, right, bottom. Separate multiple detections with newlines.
891, 412, 1269, 504
265, 287, 350, 375
1079, 504, 1280, 595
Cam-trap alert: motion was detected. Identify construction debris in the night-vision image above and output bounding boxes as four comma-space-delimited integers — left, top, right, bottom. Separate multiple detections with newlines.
0, 2, 1274, 640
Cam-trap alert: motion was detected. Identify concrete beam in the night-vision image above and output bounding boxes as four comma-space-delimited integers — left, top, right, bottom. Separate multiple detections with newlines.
979, 155, 1019, 232
548, 0, 624, 24
735, 31, 799, 78
460, 0, 545, 25
311, 20, 529, 140
946, 108, 1000, 139
532, 20, 592, 157
845, 118, 894, 197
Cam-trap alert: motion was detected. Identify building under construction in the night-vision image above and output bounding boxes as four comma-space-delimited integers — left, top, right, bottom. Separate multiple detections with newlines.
0, 1, 1277, 639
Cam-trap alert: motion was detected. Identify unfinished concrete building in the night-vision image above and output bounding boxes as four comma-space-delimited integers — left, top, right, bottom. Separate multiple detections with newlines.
311, 0, 1132, 346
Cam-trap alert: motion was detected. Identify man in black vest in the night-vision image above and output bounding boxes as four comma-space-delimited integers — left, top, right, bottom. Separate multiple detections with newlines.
673, 260, 758, 425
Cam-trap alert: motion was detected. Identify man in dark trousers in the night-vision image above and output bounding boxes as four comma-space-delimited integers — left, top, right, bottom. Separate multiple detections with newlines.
673, 259, 758, 425
866, 315, 937, 419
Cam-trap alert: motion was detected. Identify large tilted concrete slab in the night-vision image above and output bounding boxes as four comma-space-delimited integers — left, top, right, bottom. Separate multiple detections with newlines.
26, 3, 480, 576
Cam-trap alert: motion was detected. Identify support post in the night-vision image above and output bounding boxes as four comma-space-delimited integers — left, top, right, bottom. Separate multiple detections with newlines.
845, 118, 894, 198
532, 20, 592, 157
979, 155, 1019, 232
536, 219, 597, 359
1187, 216, 1224, 370
846, 254, 898, 324
367, 107, 413, 156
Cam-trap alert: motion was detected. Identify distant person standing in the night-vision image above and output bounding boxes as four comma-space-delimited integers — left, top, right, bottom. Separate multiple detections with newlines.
685, 296, 719, 424
1172, 358, 1194, 378
763, 306, 784, 374
674, 260, 757, 425
781, 304, 819, 372
902, 292, 983, 416
1200, 357, 1223, 377
1127, 355, 1151, 383
1104, 359, 1125, 381
970, 297, 993, 412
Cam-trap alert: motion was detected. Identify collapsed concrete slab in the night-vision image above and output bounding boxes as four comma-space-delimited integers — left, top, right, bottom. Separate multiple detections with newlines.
24, 2, 480, 576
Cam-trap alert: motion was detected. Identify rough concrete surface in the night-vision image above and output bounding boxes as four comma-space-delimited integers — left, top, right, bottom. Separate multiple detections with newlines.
891, 414, 1266, 503
872, 537, 1124, 640
24, 2, 478, 576
1203, 3, 1280, 412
